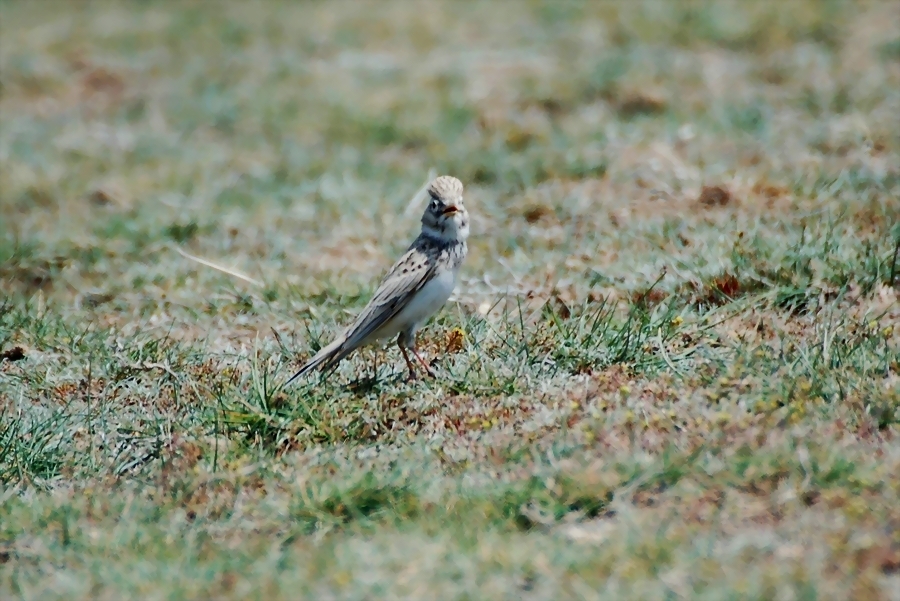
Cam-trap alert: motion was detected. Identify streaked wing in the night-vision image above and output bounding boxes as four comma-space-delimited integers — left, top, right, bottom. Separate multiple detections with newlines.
341, 244, 436, 347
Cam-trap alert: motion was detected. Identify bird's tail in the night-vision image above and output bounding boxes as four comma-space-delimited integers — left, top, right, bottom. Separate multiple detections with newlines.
283, 336, 354, 387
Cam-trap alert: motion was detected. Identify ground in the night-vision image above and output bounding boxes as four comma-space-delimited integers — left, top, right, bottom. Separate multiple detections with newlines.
1, 1, 899, 599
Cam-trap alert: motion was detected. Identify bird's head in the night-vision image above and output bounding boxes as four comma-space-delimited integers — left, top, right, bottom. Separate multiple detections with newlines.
421, 175, 469, 242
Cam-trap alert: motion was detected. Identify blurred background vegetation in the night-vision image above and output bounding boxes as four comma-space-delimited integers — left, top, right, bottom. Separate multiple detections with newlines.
1, 1, 899, 599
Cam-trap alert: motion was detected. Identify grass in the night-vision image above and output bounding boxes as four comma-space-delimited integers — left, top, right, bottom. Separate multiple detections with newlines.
1, 0, 899, 599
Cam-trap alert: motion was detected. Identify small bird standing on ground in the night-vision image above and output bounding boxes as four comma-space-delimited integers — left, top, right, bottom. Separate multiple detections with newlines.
285, 175, 470, 385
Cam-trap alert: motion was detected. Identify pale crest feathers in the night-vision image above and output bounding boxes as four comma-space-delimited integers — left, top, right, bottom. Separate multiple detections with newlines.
428, 175, 463, 201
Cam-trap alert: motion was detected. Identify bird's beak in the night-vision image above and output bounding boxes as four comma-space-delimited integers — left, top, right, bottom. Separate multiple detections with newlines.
441, 205, 459, 215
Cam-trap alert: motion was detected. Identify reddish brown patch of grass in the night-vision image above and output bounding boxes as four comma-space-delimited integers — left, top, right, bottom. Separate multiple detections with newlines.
444, 328, 466, 354
522, 204, 554, 223
616, 92, 667, 118
685, 273, 747, 306
752, 181, 789, 200
80, 67, 125, 97
630, 287, 667, 307
0, 346, 25, 362
711, 273, 742, 298
697, 185, 736, 208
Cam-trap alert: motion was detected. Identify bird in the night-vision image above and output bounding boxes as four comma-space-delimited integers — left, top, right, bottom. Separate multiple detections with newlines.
285, 175, 470, 385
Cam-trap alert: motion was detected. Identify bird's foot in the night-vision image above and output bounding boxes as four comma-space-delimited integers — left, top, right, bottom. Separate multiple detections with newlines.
412, 349, 436, 378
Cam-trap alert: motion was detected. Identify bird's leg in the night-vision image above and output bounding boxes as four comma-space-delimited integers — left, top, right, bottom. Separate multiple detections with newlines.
412, 349, 435, 378
397, 332, 416, 380
410, 332, 436, 378
399, 346, 417, 381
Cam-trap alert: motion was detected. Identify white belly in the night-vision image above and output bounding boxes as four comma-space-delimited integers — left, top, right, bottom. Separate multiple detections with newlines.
368, 268, 457, 344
